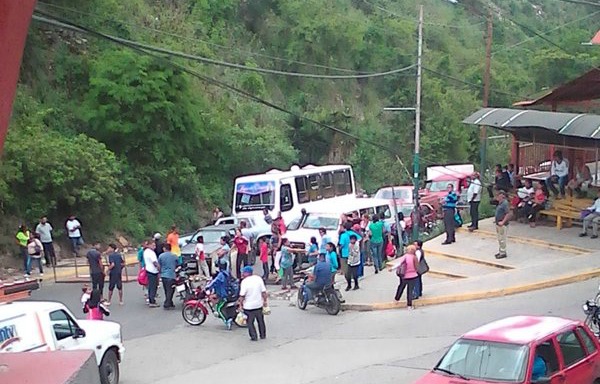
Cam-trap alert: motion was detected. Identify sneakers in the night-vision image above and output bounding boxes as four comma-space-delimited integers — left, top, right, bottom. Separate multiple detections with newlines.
353, 286, 359, 290
226, 319, 233, 331
580, 233, 588, 237
148, 303, 159, 308
345, 286, 351, 292
592, 235, 599, 239
495, 253, 507, 259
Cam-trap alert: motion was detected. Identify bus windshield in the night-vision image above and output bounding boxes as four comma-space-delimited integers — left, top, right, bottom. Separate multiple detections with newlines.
235, 181, 276, 212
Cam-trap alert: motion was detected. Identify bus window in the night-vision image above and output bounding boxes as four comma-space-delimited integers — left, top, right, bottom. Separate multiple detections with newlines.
308, 174, 322, 201
376, 205, 392, 219
359, 207, 375, 217
295, 176, 310, 204
322, 172, 334, 198
280, 184, 293, 212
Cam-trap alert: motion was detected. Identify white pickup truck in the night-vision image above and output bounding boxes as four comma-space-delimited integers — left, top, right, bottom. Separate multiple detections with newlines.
0, 301, 124, 384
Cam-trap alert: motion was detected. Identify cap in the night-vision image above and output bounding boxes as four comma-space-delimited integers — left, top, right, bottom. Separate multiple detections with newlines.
242, 266, 253, 275
153, 232, 161, 240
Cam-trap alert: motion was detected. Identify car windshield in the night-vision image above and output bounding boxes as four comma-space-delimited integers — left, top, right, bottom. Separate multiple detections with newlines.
436, 339, 528, 382
375, 188, 412, 200
301, 215, 339, 230
428, 180, 458, 192
235, 181, 275, 212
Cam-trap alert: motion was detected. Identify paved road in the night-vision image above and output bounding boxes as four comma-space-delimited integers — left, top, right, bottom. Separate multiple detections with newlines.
29, 278, 599, 384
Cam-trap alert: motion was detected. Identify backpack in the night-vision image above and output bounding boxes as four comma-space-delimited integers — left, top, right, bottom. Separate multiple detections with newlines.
34, 241, 42, 254
225, 275, 240, 300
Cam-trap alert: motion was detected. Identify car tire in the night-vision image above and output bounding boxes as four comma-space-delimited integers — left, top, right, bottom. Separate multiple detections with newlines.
99, 349, 119, 384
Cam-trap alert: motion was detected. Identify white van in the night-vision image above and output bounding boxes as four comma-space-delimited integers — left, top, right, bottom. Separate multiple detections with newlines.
0, 301, 124, 384
285, 198, 397, 251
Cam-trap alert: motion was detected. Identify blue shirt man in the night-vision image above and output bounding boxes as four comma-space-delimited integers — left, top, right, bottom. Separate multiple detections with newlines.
443, 190, 458, 209
158, 250, 178, 280
305, 257, 332, 301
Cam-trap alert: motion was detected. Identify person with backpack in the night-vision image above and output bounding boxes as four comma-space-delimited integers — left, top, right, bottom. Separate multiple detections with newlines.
390, 245, 419, 310
27, 233, 44, 276
206, 259, 239, 330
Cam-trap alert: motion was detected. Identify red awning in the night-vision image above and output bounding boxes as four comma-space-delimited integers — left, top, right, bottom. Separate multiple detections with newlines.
591, 30, 600, 45
513, 68, 600, 108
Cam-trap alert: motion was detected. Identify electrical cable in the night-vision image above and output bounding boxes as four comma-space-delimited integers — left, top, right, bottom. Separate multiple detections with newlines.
36, 1, 371, 74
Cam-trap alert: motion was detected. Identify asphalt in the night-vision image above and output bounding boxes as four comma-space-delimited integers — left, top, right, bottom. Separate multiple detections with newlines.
340, 217, 600, 310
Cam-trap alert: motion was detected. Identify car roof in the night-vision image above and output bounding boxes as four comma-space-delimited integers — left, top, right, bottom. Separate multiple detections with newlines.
0, 300, 63, 314
462, 316, 580, 345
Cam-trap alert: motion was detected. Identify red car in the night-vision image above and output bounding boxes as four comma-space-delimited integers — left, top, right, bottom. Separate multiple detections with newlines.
415, 316, 600, 384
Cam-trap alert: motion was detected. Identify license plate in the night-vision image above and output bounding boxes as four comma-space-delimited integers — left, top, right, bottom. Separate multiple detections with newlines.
176, 285, 186, 293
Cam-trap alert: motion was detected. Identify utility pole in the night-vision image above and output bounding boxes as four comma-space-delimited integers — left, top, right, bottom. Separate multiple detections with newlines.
413, 4, 423, 242
480, 8, 493, 175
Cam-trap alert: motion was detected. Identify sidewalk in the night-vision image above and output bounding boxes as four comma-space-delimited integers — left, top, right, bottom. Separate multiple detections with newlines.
340, 217, 600, 311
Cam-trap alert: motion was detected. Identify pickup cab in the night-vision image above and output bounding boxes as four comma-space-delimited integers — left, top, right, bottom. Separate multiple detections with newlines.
0, 301, 124, 384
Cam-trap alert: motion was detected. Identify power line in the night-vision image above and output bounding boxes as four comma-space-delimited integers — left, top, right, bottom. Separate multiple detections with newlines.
36, 1, 375, 75
491, 10, 600, 55
33, 11, 416, 80
551, 0, 600, 7
31, 11, 414, 179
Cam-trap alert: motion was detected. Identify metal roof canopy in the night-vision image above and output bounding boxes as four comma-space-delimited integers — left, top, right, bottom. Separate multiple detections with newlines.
463, 108, 600, 147
514, 68, 600, 108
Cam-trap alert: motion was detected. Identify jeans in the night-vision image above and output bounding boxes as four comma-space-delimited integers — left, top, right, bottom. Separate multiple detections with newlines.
582, 212, 600, 236
496, 224, 508, 254
20, 246, 30, 275
345, 265, 359, 288
236, 253, 248, 279
370, 242, 383, 272
161, 277, 175, 308
262, 261, 269, 281
147, 272, 159, 304
42, 242, 56, 266
395, 276, 418, 306
281, 266, 294, 287
30, 257, 43, 274
69, 236, 83, 256
546, 175, 568, 197
413, 275, 423, 298
357, 250, 364, 278
443, 208, 456, 242
469, 201, 480, 229
305, 281, 324, 301
245, 307, 266, 340
91, 272, 105, 296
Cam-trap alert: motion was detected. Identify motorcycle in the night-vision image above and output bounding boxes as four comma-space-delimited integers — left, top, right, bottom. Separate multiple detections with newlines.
181, 285, 247, 328
174, 266, 194, 302
297, 275, 341, 316
583, 283, 600, 336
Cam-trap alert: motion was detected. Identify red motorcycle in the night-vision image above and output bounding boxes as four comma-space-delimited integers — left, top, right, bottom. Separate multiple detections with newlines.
181, 285, 246, 328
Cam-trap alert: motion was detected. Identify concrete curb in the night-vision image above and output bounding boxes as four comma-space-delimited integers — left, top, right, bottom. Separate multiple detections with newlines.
457, 228, 592, 254
341, 268, 600, 311
424, 249, 515, 270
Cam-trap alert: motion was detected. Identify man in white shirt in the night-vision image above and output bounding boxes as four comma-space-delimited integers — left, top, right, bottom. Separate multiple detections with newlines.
66, 215, 83, 256
143, 241, 160, 307
580, 190, 600, 239
467, 172, 483, 231
238, 266, 268, 341
36, 216, 56, 266
545, 151, 569, 199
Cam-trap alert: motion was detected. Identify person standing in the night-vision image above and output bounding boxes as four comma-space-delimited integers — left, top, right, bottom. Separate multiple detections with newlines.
368, 214, 384, 274
238, 266, 268, 341
442, 184, 458, 245
270, 226, 282, 277
16, 224, 31, 277
467, 173, 482, 232
494, 191, 512, 259
318, 228, 331, 257
86, 243, 105, 296
106, 243, 124, 306
233, 228, 250, 279
279, 238, 304, 290
158, 243, 177, 310
326, 242, 339, 283
35, 216, 56, 267
579, 190, 600, 239
391, 245, 419, 310
413, 240, 426, 299
27, 233, 44, 276
66, 215, 83, 256
153, 233, 164, 256
194, 236, 210, 279
259, 238, 269, 282
143, 241, 160, 307
240, 221, 255, 265
216, 236, 231, 272
346, 235, 361, 291
545, 151, 569, 199
166, 225, 181, 257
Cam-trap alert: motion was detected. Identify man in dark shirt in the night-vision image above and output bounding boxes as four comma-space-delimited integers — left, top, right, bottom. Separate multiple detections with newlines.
305, 254, 332, 302
86, 243, 104, 296
494, 191, 512, 259
107, 243, 124, 305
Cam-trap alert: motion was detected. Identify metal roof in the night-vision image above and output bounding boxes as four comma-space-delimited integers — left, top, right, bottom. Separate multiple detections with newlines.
463, 107, 600, 147
514, 68, 600, 107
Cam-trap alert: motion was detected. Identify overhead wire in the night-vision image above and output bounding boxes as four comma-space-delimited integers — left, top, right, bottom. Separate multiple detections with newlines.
34, 11, 415, 80
31, 11, 415, 179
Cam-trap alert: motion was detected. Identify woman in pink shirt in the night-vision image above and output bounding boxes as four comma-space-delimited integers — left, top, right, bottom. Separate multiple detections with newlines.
391, 245, 419, 309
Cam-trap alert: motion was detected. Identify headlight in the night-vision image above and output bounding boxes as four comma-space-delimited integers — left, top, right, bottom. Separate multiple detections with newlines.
583, 304, 590, 314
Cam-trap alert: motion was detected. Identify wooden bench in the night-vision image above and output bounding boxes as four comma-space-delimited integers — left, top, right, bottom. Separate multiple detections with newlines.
540, 197, 593, 230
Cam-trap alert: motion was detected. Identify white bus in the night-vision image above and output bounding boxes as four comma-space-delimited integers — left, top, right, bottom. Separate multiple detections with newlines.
232, 164, 356, 223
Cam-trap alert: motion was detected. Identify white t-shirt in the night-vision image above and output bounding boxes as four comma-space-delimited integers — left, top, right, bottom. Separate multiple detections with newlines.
66, 219, 81, 238
240, 275, 266, 310
551, 159, 569, 178
35, 223, 53, 243
194, 243, 204, 259
467, 179, 482, 202
143, 249, 159, 274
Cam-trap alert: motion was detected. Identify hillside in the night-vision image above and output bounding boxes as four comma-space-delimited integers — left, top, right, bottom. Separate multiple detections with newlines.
1, 0, 598, 246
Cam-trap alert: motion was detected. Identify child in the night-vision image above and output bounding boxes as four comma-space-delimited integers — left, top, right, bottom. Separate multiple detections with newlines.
346, 235, 360, 291
83, 289, 110, 320
195, 236, 210, 279
259, 238, 269, 282
80, 284, 91, 310
385, 234, 397, 260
